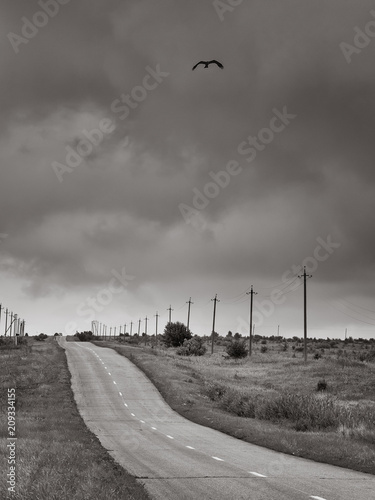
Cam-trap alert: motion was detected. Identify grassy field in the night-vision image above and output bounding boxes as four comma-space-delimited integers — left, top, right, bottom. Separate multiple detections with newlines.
0, 337, 150, 500
94, 337, 375, 475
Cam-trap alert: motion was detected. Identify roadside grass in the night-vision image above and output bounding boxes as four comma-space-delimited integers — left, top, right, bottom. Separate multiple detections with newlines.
94, 340, 375, 475
0, 338, 150, 500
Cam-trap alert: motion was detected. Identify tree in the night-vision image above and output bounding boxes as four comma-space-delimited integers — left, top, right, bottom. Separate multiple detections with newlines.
75, 331, 93, 342
163, 321, 192, 348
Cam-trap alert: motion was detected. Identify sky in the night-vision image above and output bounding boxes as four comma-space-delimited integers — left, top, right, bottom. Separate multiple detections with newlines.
1, 0, 375, 339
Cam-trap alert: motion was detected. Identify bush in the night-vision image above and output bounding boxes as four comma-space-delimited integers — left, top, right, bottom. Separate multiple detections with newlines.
317, 379, 328, 391
226, 340, 248, 359
176, 336, 207, 356
314, 352, 322, 360
163, 322, 192, 348
35, 333, 48, 341
260, 345, 268, 353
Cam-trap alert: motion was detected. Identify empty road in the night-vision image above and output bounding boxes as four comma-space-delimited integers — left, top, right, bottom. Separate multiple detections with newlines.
59, 339, 375, 500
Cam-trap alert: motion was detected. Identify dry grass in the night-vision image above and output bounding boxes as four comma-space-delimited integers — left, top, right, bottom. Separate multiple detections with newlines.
0, 338, 150, 500
97, 339, 375, 475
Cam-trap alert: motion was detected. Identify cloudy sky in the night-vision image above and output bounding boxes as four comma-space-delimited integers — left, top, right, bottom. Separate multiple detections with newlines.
1, 0, 375, 339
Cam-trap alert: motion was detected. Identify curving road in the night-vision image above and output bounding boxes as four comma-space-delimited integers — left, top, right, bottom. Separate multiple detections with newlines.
59, 339, 375, 500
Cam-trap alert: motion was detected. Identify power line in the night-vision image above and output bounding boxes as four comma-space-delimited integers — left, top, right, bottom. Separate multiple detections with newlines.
336, 300, 375, 321
339, 299, 375, 316
330, 302, 375, 326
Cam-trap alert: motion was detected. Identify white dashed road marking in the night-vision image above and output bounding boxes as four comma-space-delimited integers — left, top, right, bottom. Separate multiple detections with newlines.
249, 471, 267, 478
310, 497, 327, 500
212, 456, 224, 461
166, 435, 174, 439
186, 446, 195, 450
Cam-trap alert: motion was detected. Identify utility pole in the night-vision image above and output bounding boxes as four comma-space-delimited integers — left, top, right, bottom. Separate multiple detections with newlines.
167, 305, 173, 323
138, 319, 141, 336
14, 314, 17, 346
144, 316, 148, 335
155, 311, 159, 344
130, 321, 133, 336
114, 326, 117, 337
6, 312, 13, 336
298, 266, 312, 363
124, 324, 126, 335
186, 297, 193, 330
211, 294, 219, 354
110, 327, 112, 339
246, 286, 257, 357
4, 308, 7, 336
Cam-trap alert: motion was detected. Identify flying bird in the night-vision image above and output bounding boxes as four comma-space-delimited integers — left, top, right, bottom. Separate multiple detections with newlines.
192, 60, 224, 70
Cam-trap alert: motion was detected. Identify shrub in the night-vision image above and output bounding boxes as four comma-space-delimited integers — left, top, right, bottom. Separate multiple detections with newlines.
317, 379, 328, 391
203, 383, 343, 431
163, 321, 192, 348
176, 337, 207, 356
260, 345, 268, 354
35, 333, 48, 341
314, 352, 322, 360
226, 340, 248, 359
205, 381, 227, 400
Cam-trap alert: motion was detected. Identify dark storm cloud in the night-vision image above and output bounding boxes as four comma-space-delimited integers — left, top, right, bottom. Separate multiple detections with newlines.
1, 0, 375, 319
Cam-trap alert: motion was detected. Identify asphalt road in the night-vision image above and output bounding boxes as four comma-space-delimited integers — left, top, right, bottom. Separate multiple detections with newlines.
59, 339, 375, 500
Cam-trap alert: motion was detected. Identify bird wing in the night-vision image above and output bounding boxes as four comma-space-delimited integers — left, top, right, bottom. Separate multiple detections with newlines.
192, 61, 205, 70
209, 60, 224, 69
